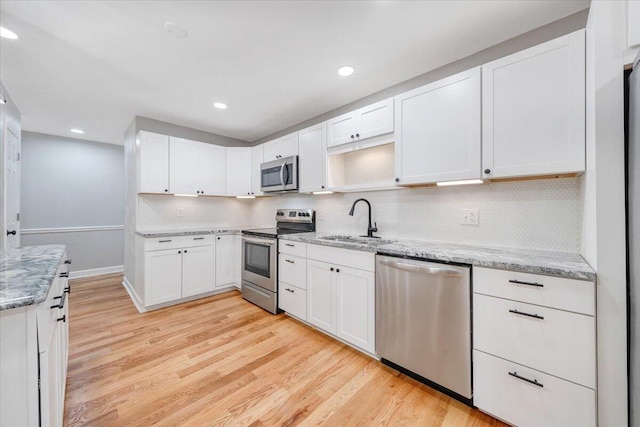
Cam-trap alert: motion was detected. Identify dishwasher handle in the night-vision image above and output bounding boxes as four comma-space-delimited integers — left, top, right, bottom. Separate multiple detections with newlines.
378, 258, 464, 277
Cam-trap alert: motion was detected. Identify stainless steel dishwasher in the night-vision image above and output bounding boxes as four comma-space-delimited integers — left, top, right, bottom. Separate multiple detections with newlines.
376, 255, 472, 403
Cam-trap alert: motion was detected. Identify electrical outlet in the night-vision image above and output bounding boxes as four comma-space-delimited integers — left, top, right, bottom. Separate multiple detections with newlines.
461, 209, 479, 226
177, 208, 184, 218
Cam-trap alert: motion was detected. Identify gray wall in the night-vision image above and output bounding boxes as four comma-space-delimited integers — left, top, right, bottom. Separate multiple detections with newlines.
254, 9, 589, 144
0, 81, 21, 249
135, 116, 249, 146
21, 131, 124, 273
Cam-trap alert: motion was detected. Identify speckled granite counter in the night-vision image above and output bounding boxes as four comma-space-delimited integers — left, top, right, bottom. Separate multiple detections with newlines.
136, 228, 241, 238
281, 232, 595, 281
0, 245, 67, 311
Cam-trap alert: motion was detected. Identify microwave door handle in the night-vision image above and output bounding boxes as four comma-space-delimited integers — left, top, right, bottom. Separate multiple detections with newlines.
283, 162, 289, 186
279, 161, 286, 187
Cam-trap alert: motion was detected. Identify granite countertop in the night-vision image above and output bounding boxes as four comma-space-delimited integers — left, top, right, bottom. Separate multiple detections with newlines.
281, 232, 596, 281
0, 245, 67, 311
136, 228, 241, 238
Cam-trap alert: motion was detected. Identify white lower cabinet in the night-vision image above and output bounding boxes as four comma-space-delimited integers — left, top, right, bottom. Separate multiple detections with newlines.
279, 284, 307, 320
301, 243, 375, 354
472, 267, 596, 426
143, 235, 219, 308
215, 234, 235, 288
0, 253, 69, 427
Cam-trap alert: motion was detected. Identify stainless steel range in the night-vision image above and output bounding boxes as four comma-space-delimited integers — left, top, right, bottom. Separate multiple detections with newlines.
241, 209, 315, 314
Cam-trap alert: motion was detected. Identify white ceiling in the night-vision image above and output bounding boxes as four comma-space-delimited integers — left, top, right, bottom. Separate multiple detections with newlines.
0, 0, 589, 145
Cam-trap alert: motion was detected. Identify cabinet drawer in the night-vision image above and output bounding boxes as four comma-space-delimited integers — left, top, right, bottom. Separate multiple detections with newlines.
279, 240, 307, 257
474, 293, 595, 388
307, 244, 375, 272
474, 350, 596, 427
279, 254, 306, 289
145, 235, 213, 251
474, 267, 595, 315
279, 283, 307, 320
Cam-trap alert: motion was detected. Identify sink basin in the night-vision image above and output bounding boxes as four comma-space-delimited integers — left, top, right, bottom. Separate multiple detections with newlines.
317, 235, 396, 246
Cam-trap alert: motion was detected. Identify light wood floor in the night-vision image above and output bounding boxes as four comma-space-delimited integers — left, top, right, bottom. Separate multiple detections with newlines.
64, 273, 506, 427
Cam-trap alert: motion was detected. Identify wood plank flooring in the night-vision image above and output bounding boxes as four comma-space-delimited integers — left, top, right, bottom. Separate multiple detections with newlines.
64, 273, 506, 426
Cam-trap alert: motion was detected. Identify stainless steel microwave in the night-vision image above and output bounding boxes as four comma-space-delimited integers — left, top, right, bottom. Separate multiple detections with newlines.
260, 155, 299, 193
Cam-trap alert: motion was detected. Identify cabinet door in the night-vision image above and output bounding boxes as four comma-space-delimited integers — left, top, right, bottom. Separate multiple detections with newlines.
169, 137, 200, 194
225, 147, 252, 196
263, 139, 281, 162
251, 144, 264, 196
199, 143, 226, 196
139, 131, 169, 194
359, 97, 394, 140
336, 266, 375, 353
182, 245, 215, 297
145, 249, 182, 306
40, 322, 61, 427
215, 235, 235, 288
233, 235, 242, 287
482, 30, 585, 179
299, 123, 327, 193
279, 132, 299, 158
395, 68, 481, 185
327, 112, 357, 148
307, 259, 336, 334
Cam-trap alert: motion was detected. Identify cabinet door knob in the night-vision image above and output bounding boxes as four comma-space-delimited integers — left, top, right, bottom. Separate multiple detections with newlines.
330, 267, 334, 271
321, 185, 325, 189
217, 237, 221, 240
336, 268, 340, 273
350, 135, 354, 139
178, 250, 182, 254
395, 178, 400, 183
355, 133, 359, 138
184, 250, 188, 253
164, 189, 168, 192
484, 168, 491, 174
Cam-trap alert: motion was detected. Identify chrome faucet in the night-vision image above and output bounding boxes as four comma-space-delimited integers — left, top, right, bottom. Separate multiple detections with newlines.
348, 198, 379, 238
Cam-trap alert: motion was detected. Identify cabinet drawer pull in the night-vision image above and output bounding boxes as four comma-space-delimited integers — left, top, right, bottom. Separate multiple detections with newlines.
285, 259, 294, 264
51, 292, 67, 309
509, 279, 543, 288
57, 315, 66, 323
64, 259, 72, 265
193, 237, 205, 240
284, 243, 295, 247
285, 288, 294, 293
60, 272, 69, 278
508, 371, 543, 388
508, 309, 544, 320
65, 285, 71, 294
159, 239, 172, 243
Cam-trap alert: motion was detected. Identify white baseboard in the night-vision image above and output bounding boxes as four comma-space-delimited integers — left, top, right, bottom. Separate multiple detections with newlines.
69, 265, 124, 279
122, 276, 146, 313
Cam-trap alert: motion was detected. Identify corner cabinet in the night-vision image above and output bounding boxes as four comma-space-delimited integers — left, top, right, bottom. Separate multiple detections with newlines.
170, 137, 226, 196
298, 122, 327, 193
327, 98, 394, 148
482, 29, 586, 179
214, 234, 236, 288
394, 67, 481, 185
263, 132, 299, 162
0, 253, 70, 427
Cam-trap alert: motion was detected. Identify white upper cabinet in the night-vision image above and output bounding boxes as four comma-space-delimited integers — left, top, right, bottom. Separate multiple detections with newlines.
629, 0, 640, 49
263, 132, 299, 161
226, 147, 252, 196
169, 137, 200, 195
299, 122, 327, 193
251, 144, 264, 196
394, 67, 481, 185
138, 131, 169, 194
198, 143, 226, 196
482, 29, 585, 179
327, 98, 394, 148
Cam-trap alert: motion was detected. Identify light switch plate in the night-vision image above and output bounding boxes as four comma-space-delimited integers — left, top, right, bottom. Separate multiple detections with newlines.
461, 209, 479, 226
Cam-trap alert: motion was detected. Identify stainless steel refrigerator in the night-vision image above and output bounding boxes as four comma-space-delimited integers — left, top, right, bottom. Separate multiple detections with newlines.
628, 51, 640, 427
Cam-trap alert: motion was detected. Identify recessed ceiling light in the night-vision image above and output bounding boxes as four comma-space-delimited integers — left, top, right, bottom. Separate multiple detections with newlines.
164, 22, 188, 38
338, 66, 354, 77
0, 27, 18, 40
213, 102, 227, 110
70, 128, 85, 134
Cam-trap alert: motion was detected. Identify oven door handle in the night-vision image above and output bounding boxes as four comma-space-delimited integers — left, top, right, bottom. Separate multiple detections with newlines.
242, 236, 276, 246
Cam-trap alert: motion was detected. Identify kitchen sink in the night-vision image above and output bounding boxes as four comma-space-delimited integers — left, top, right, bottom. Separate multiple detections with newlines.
317, 235, 396, 246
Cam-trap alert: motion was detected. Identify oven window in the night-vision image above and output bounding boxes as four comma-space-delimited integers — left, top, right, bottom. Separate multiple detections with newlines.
244, 241, 271, 278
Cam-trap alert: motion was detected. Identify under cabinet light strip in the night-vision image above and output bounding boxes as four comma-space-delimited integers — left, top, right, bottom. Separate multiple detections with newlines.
174, 194, 198, 197
436, 179, 484, 187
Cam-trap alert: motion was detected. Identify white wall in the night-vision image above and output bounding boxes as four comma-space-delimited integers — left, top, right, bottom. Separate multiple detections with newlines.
582, 1, 629, 426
